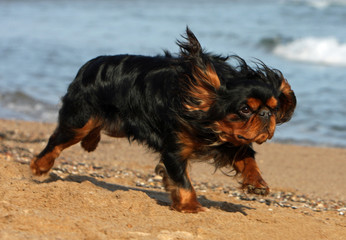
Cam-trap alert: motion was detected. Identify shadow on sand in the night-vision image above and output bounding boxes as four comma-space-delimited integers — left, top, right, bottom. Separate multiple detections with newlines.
34, 172, 254, 216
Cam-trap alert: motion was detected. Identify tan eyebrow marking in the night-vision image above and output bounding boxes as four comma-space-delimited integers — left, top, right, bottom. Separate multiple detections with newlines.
266, 97, 278, 109
247, 98, 262, 111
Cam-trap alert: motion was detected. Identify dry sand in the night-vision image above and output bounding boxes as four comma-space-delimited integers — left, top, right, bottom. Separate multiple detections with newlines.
0, 119, 345, 239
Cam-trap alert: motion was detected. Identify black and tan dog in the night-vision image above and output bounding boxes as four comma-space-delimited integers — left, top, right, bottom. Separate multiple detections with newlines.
30, 28, 296, 213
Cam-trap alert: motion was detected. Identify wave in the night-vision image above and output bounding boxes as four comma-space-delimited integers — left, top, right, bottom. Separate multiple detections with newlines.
0, 91, 58, 122
272, 37, 346, 66
290, 0, 346, 9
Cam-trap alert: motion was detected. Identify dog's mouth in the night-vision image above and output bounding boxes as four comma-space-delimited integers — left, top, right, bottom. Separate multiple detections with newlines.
236, 135, 253, 143
219, 133, 251, 145
238, 133, 272, 144
254, 134, 270, 144
237, 135, 249, 141
219, 131, 273, 146
236, 134, 256, 144
219, 133, 270, 145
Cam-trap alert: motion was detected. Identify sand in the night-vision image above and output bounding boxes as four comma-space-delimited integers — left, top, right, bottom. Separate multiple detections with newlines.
0, 119, 345, 239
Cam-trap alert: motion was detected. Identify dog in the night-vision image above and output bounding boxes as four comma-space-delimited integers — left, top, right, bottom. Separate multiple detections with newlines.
30, 28, 296, 213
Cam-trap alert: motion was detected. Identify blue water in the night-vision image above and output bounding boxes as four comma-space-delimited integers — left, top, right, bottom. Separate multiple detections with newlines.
1, 0, 346, 147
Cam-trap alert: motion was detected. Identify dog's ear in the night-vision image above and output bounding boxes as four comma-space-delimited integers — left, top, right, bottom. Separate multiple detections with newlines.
184, 63, 221, 112
177, 27, 204, 65
178, 27, 221, 112
276, 78, 296, 124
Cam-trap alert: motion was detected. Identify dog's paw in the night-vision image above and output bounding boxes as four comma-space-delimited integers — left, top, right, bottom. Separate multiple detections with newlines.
242, 176, 269, 196
171, 203, 208, 213
30, 157, 53, 176
245, 184, 269, 195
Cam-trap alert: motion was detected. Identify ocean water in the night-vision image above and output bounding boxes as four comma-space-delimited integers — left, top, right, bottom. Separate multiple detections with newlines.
1, 0, 346, 147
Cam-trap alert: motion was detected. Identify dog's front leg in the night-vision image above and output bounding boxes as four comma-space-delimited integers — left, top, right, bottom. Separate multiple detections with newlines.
233, 157, 269, 195
155, 153, 207, 213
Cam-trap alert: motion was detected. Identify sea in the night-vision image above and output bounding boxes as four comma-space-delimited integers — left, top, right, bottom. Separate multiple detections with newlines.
1, 0, 346, 147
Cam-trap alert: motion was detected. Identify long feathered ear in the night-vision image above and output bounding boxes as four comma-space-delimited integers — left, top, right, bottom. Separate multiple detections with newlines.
178, 28, 221, 112
276, 77, 297, 124
184, 64, 221, 112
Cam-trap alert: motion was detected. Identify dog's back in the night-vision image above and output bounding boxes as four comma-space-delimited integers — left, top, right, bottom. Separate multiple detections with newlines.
59, 54, 183, 150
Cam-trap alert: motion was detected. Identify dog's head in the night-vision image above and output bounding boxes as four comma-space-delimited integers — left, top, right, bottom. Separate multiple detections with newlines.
179, 28, 296, 146
211, 70, 296, 146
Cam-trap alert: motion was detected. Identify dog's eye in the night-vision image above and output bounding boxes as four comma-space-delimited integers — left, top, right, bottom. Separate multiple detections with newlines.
240, 106, 251, 115
238, 106, 253, 118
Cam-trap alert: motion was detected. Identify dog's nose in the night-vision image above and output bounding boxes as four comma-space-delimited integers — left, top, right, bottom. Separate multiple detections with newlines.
259, 109, 272, 119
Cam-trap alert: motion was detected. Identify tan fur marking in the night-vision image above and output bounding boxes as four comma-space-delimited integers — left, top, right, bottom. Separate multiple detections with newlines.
171, 167, 206, 213
213, 111, 276, 145
233, 157, 269, 195
280, 78, 292, 94
201, 64, 221, 89
72, 118, 102, 140
267, 115, 276, 139
247, 98, 262, 111
177, 188, 196, 204
177, 131, 197, 160
155, 162, 206, 213
31, 118, 102, 175
266, 97, 278, 109
30, 147, 62, 175
277, 77, 296, 123
184, 64, 221, 112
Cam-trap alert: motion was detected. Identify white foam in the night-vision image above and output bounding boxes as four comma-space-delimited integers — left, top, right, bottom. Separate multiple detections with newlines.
294, 0, 346, 9
273, 37, 346, 66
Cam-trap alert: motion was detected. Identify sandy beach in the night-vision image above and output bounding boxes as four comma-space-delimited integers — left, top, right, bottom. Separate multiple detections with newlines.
0, 119, 345, 239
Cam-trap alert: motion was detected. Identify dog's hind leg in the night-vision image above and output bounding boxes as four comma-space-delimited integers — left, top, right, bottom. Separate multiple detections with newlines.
30, 118, 101, 176
155, 161, 176, 192
81, 125, 102, 152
